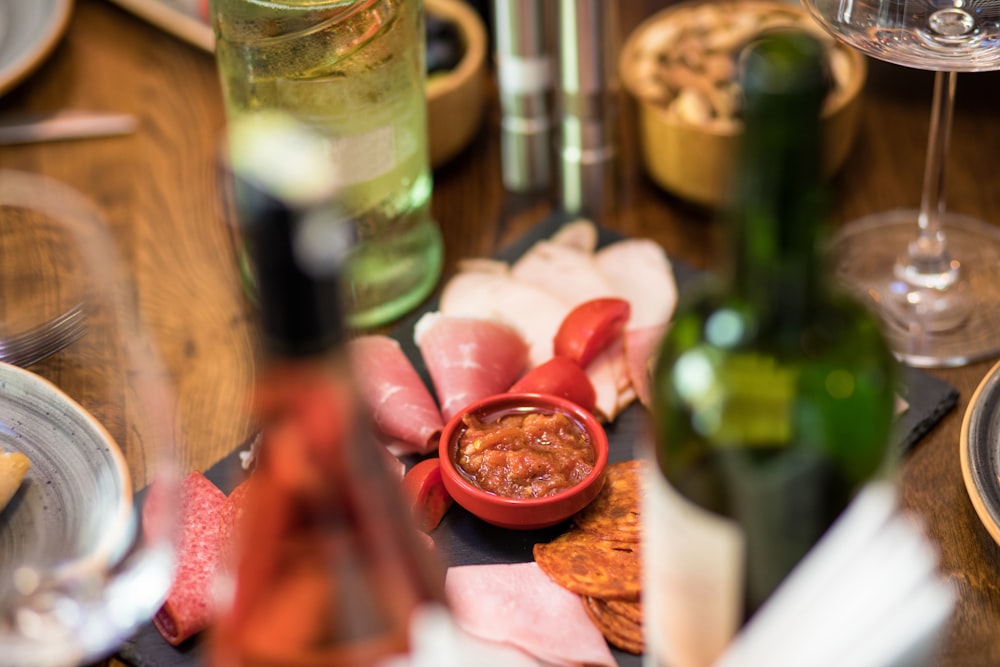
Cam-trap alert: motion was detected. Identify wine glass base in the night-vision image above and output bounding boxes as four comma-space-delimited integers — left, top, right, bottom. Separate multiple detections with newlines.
830, 209, 1000, 368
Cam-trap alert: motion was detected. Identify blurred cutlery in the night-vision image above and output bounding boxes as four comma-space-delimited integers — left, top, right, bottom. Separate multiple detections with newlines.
0, 303, 87, 368
0, 110, 137, 145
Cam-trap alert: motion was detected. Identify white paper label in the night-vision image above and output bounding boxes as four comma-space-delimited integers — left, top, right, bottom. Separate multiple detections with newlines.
327, 124, 396, 188
643, 461, 745, 667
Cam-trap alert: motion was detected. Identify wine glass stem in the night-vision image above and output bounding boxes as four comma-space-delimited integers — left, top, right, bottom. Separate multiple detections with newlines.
900, 70, 959, 289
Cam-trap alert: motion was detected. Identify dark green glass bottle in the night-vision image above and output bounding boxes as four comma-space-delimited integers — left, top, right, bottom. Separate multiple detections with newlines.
643, 30, 897, 667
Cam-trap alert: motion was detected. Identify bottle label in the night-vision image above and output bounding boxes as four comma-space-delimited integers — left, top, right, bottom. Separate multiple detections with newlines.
328, 124, 397, 188
642, 461, 745, 667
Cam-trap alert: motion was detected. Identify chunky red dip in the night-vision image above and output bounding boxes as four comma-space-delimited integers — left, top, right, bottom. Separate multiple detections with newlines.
455, 409, 595, 499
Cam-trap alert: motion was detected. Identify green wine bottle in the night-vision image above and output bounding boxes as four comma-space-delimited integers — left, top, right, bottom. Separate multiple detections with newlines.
643, 30, 898, 667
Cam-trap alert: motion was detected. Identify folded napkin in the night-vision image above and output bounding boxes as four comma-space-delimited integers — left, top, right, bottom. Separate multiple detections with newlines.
715, 481, 955, 667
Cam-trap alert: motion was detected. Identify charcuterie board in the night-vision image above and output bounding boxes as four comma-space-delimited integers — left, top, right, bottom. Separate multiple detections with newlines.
117, 215, 958, 667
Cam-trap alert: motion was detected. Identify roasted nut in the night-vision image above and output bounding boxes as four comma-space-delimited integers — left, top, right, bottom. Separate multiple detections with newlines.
626, 1, 854, 130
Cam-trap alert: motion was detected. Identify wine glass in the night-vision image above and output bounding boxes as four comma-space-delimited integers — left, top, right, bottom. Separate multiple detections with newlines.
0, 170, 179, 666
801, 0, 1000, 367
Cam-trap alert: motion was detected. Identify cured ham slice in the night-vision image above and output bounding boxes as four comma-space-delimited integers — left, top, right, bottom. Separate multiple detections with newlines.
437, 221, 681, 424
445, 562, 617, 667
549, 218, 599, 252
383, 605, 542, 667
511, 240, 617, 308
595, 238, 678, 331
587, 337, 636, 423
625, 323, 669, 409
415, 313, 530, 421
147, 471, 227, 646
439, 265, 572, 368
348, 335, 443, 456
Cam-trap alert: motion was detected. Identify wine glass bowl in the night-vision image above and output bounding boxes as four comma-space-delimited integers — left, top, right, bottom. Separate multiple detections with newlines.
802, 0, 1000, 367
804, 0, 1000, 71
0, 170, 179, 666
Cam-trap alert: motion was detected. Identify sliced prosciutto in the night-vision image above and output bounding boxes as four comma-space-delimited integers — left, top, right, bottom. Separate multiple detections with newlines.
625, 323, 669, 409
549, 219, 600, 252
414, 312, 530, 421
348, 335, 444, 455
440, 261, 573, 368
445, 562, 617, 667
147, 471, 227, 646
594, 238, 678, 331
511, 239, 617, 308
586, 337, 636, 423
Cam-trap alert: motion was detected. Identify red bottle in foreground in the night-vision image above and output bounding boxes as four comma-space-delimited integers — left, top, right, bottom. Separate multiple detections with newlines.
209, 114, 446, 666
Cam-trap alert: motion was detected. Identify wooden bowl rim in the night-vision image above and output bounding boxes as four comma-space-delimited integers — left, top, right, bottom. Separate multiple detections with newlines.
620, 0, 868, 137
425, 0, 487, 101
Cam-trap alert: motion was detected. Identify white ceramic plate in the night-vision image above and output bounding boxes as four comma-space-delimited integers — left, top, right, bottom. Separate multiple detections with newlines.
961, 358, 1000, 545
0, 362, 133, 600
0, 0, 73, 96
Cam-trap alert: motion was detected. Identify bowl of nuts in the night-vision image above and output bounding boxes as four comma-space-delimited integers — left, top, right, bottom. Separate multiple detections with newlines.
620, 0, 866, 208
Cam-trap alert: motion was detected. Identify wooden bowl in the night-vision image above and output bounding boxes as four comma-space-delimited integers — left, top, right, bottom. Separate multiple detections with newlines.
620, 0, 867, 208
426, 0, 487, 168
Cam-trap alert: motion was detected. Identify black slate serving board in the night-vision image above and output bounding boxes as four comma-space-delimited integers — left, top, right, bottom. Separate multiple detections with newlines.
118, 216, 958, 667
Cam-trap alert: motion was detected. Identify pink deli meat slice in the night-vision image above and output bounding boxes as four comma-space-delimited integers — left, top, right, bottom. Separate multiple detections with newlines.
414, 312, 530, 421
548, 219, 600, 252
147, 471, 227, 646
594, 238, 677, 331
511, 239, 617, 309
349, 335, 444, 456
439, 260, 573, 368
445, 562, 617, 667
625, 324, 668, 409
587, 336, 636, 423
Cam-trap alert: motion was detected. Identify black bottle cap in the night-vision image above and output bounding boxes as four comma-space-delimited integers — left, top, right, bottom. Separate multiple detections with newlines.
227, 113, 351, 357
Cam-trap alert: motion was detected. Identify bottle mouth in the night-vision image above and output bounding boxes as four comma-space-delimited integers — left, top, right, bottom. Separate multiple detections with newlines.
249, 0, 392, 49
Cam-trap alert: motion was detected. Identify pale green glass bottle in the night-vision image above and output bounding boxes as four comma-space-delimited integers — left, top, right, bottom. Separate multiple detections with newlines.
209, 0, 443, 329
643, 30, 898, 667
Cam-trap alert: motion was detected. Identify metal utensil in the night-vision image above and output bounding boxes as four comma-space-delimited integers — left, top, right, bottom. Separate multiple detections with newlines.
494, 0, 554, 193
0, 303, 86, 367
0, 110, 136, 146
555, 0, 620, 222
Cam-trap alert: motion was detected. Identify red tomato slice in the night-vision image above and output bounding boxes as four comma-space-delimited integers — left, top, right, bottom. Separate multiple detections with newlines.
508, 357, 597, 413
553, 298, 631, 368
401, 458, 453, 533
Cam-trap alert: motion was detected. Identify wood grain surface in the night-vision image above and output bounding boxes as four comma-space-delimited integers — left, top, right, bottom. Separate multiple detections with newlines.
1, 1, 1000, 665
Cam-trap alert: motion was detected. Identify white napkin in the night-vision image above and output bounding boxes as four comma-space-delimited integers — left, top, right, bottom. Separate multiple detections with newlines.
715, 481, 954, 667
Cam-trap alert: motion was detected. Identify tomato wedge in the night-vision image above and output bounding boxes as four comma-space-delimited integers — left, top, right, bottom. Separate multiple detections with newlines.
508, 357, 597, 413
553, 297, 631, 368
401, 458, 453, 533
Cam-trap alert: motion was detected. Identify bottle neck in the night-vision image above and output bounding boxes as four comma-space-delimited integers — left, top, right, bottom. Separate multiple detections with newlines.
724, 72, 829, 322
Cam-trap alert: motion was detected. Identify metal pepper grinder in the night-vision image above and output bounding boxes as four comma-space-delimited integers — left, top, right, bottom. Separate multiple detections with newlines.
494, 0, 554, 193
555, 0, 620, 222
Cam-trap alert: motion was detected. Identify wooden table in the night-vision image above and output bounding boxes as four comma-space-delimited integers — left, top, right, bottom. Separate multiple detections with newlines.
2, 1, 1000, 665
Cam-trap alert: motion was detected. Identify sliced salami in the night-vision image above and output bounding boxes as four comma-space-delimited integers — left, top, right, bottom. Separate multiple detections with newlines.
147, 471, 227, 646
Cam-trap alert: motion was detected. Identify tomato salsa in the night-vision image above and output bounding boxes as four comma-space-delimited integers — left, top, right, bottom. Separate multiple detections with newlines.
454, 408, 595, 499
